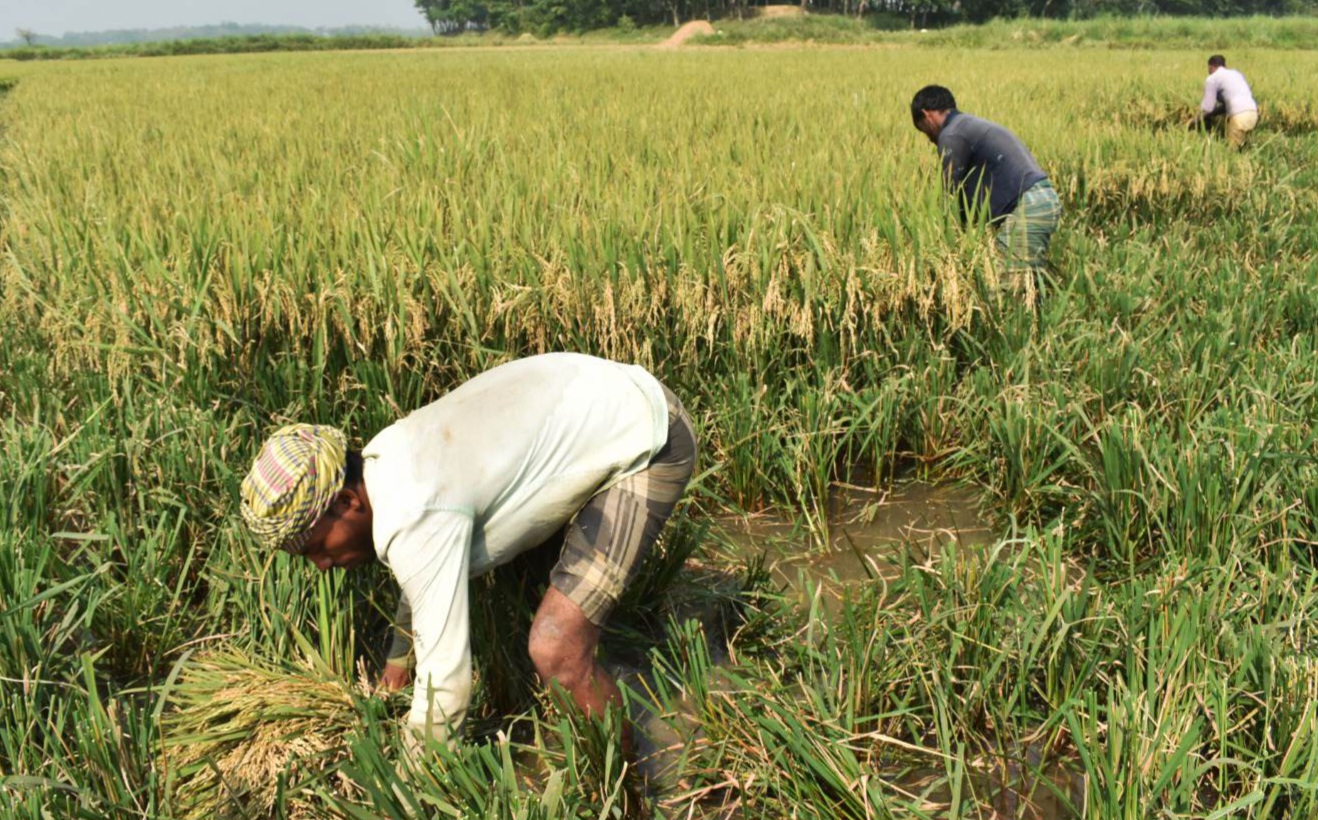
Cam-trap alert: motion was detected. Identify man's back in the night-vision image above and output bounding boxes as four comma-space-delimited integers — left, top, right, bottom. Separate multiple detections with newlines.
362, 352, 668, 573
937, 111, 1048, 221
1204, 68, 1256, 117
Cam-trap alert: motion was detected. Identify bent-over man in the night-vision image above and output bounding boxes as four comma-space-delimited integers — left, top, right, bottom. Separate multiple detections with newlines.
910, 84, 1062, 281
1193, 54, 1258, 149
240, 352, 697, 748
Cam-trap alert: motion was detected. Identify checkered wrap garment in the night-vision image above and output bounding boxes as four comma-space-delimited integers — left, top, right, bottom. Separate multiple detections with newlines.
240, 424, 347, 551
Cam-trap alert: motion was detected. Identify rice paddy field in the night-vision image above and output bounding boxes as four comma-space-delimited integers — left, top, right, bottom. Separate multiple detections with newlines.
2, 33, 1318, 819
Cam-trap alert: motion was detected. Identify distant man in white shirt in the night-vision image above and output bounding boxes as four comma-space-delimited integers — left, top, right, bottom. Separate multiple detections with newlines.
1192, 54, 1258, 149
239, 353, 697, 749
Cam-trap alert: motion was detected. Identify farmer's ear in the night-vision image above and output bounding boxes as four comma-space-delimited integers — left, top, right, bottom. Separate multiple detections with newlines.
331, 487, 365, 515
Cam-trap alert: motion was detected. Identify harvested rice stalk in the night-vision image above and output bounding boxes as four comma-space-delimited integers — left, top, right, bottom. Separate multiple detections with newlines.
161, 647, 398, 820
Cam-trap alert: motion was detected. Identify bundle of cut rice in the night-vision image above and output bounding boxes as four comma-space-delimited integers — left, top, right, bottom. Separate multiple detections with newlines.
161, 648, 374, 820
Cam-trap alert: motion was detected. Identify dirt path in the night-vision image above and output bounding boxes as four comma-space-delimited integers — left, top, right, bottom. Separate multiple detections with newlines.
658, 20, 715, 49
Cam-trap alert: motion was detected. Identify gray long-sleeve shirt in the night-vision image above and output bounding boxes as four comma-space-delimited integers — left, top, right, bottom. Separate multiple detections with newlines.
936, 110, 1048, 222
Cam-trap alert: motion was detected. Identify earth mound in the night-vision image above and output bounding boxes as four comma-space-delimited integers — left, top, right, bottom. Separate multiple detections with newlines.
659, 20, 715, 48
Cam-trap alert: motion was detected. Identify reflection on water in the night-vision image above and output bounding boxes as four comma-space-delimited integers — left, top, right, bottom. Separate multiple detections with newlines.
901, 740, 1087, 819
711, 481, 992, 605
623, 482, 1085, 819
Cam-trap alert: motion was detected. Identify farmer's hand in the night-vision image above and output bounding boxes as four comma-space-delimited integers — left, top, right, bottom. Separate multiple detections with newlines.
378, 661, 411, 694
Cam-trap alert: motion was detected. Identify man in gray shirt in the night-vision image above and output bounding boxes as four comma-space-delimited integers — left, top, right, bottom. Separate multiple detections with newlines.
910, 85, 1062, 284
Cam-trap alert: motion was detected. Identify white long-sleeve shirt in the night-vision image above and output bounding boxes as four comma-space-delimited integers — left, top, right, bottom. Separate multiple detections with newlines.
1202, 67, 1257, 117
360, 353, 668, 742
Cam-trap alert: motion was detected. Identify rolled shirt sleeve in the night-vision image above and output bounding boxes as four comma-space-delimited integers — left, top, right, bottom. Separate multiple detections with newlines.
385, 508, 476, 744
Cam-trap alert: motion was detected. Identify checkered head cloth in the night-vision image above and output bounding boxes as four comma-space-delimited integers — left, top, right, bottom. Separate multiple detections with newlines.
240, 424, 348, 552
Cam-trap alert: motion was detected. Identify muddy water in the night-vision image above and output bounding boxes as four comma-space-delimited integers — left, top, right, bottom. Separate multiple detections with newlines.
710, 481, 992, 607
624, 482, 1086, 819
901, 741, 1087, 819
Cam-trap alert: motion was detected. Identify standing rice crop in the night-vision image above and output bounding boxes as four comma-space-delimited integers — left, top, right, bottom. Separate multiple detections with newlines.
3, 37, 1318, 820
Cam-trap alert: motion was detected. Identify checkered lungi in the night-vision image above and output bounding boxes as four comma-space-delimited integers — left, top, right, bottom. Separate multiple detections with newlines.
550, 385, 697, 625
996, 179, 1062, 274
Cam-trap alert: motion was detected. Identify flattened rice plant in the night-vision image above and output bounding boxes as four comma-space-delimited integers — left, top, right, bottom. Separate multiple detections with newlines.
161, 645, 401, 820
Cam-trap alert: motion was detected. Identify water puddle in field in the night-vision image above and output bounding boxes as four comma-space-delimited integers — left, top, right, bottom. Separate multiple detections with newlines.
504, 481, 1084, 818
708, 480, 992, 610
884, 749, 1084, 819
630, 715, 1084, 819
629, 725, 1084, 819
622, 481, 1085, 819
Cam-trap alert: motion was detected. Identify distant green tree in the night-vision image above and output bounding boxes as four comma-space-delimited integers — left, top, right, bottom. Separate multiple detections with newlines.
413, 0, 1318, 35
415, 0, 493, 32
15, 28, 39, 46
957, 0, 1026, 21
905, 0, 955, 27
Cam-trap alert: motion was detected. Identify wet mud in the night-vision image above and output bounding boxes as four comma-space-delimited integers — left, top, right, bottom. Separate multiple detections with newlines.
622, 482, 1084, 819
711, 481, 991, 605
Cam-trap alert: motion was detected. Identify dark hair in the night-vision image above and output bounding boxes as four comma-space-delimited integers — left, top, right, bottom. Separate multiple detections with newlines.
345, 450, 365, 488
911, 85, 957, 126
1208, 54, 1226, 68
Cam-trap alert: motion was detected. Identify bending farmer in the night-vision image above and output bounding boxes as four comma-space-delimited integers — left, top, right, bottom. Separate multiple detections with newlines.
1191, 55, 1258, 149
240, 352, 697, 746
910, 84, 1062, 283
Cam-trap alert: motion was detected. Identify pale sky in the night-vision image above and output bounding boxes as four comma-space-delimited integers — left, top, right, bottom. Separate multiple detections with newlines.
2, 0, 426, 38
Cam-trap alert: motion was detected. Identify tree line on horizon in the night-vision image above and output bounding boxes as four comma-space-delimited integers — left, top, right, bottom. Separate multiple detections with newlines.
4, 0, 1314, 53
2, 22, 430, 51
414, 0, 1315, 34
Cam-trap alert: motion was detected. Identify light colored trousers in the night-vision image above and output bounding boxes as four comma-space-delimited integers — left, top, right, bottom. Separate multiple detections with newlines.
1226, 110, 1259, 148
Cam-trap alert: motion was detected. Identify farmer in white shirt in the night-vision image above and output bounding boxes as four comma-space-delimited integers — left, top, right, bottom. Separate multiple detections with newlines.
1192, 54, 1258, 148
239, 353, 697, 748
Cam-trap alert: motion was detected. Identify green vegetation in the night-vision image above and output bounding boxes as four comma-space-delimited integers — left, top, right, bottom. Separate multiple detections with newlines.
1, 32, 442, 61
912, 11, 1318, 46
1, 41, 1317, 818
703, 12, 1318, 47
1, 22, 433, 50
8, 14, 1318, 61
413, 0, 1318, 39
